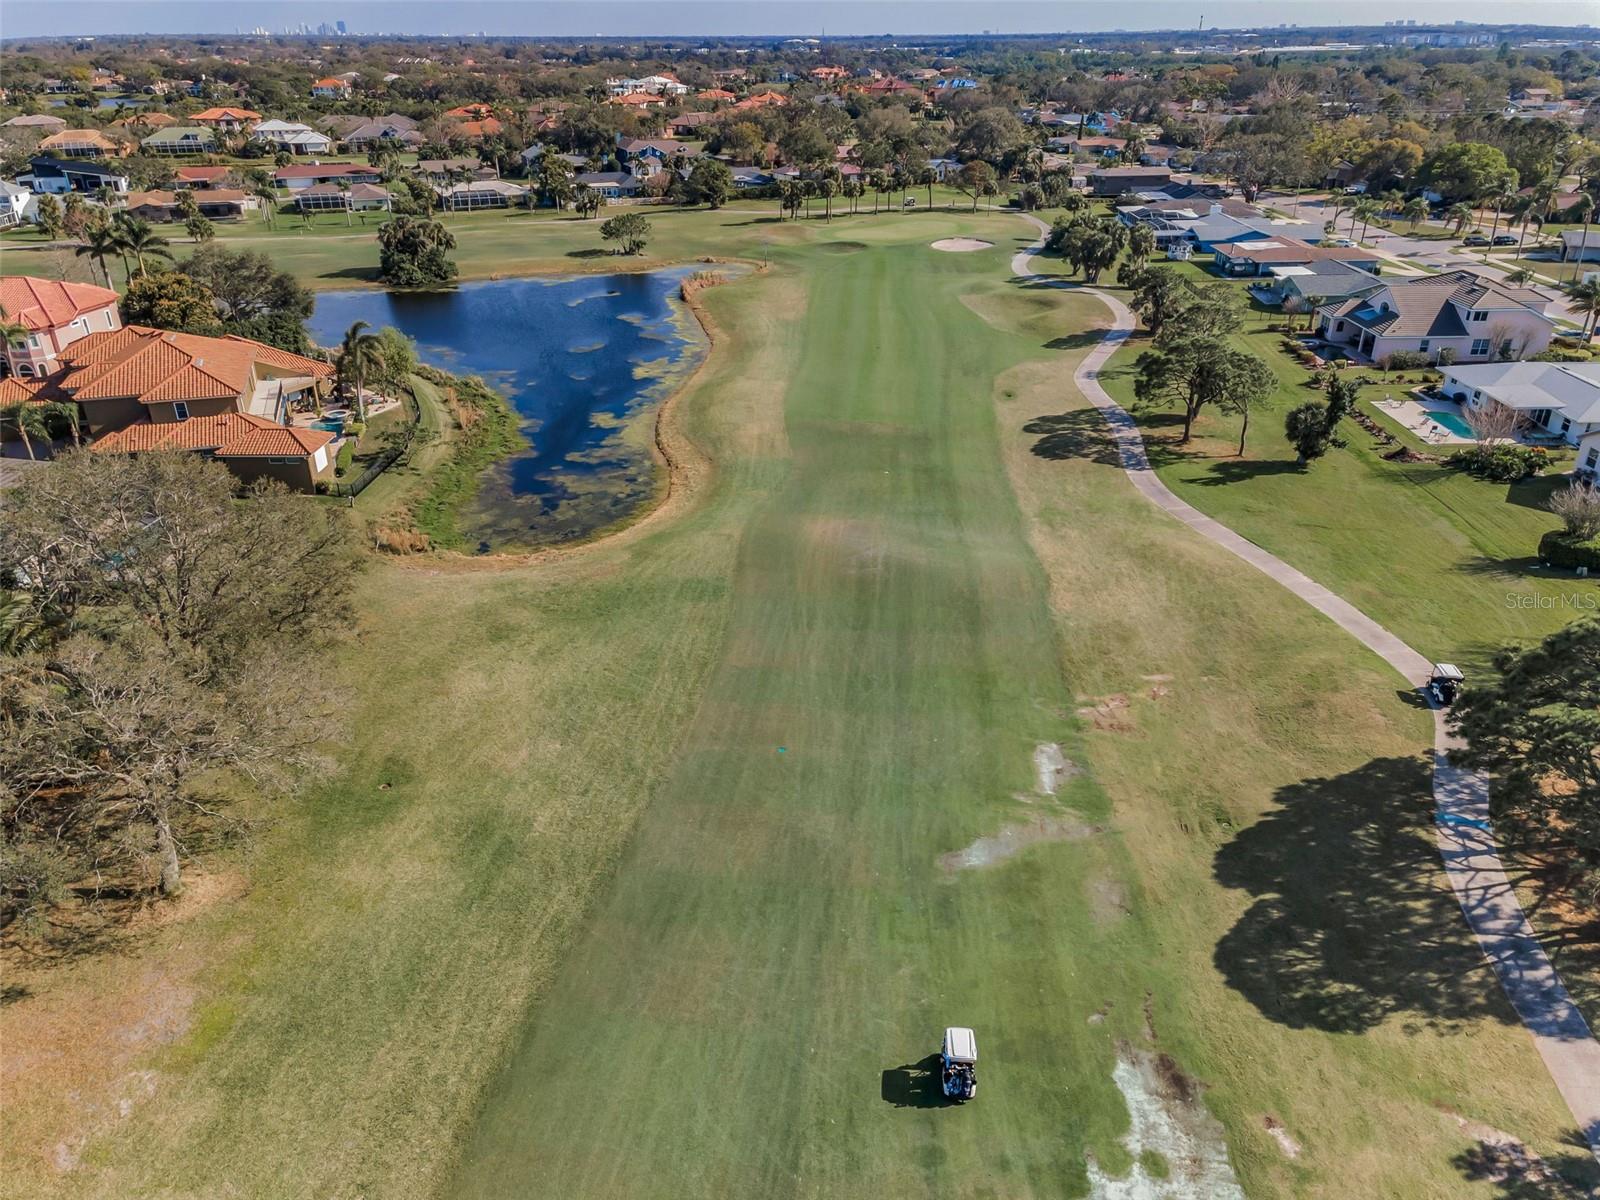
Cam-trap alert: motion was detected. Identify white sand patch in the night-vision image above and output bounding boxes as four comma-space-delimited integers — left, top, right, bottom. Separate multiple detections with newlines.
940, 813, 1096, 871
1033, 742, 1079, 795
1086, 1049, 1246, 1200
931, 237, 994, 252
1262, 1115, 1302, 1159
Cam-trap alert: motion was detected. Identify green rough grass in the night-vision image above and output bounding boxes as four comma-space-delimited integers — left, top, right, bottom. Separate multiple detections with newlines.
4, 209, 1593, 1200
407, 372, 526, 549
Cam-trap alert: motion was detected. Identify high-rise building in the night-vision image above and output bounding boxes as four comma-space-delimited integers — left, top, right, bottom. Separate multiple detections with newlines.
337, 20, 347, 35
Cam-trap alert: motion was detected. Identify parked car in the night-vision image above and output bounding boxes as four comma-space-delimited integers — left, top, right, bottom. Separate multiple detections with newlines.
1491, 234, 1516, 246
1463, 234, 1490, 246
1323, 237, 1357, 248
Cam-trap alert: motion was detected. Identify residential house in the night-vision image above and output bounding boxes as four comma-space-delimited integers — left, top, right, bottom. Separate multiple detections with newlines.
272, 163, 383, 191
1560, 230, 1600, 263
20, 157, 130, 195
91, 412, 336, 492
111, 111, 178, 133
1139, 144, 1184, 168
141, 126, 218, 156
0, 277, 121, 379
729, 167, 774, 190
1210, 237, 1383, 278
173, 164, 235, 189
251, 120, 333, 155
609, 93, 667, 111
122, 188, 256, 222
294, 182, 392, 213
2, 113, 68, 130
615, 137, 688, 175
1087, 166, 1172, 196
0, 181, 38, 227
696, 88, 737, 104
342, 114, 421, 149
191, 106, 260, 132
311, 77, 353, 99
1323, 159, 1363, 189
1318, 270, 1555, 364
810, 65, 850, 83
415, 157, 495, 184
1255, 259, 1385, 308
573, 172, 644, 199
926, 157, 963, 183
436, 179, 527, 210
1578, 429, 1600, 481
37, 129, 122, 158
733, 91, 788, 111
1437, 362, 1600, 447
667, 111, 714, 137
605, 74, 689, 97
12, 324, 336, 491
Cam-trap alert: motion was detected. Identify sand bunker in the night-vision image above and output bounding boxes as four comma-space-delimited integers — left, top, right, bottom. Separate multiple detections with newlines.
931, 237, 994, 252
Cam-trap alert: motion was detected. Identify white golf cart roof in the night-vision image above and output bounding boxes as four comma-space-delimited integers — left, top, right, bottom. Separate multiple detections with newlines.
1431, 663, 1465, 681
943, 1027, 977, 1064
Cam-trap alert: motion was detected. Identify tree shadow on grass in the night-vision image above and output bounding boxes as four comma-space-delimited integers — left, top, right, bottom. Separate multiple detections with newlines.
1452, 1138, 1600, 1198
881, 1054, 955, 1109
1024, 408, 1186, 471
565, 248, 612, 259
1044, 330, 1108, 352
1190, 457, 1306, 486
1214, 755, 1526, 1034
1506, 474, 1570, 514
317, 266, 383, 282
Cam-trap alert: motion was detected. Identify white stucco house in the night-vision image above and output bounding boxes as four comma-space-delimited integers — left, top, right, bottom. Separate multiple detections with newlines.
1317, 270, 1555, 364
1577, 429, 1600, 481
1438, 361, 1600, 447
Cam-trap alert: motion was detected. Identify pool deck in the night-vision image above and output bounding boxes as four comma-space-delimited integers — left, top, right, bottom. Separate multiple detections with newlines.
1374, 393, 1476, 445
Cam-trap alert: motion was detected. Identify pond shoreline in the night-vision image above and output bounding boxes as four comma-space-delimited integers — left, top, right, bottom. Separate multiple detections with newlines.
388, 264, 751, 571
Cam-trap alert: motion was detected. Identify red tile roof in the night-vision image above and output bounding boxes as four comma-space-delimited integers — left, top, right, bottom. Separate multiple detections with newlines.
0, 376, 59, 406
91, 412, 333, 458
192, 107, 260, 122
52, 325, 331, 406
0, 276, 119, 332
175, 165, 231, 183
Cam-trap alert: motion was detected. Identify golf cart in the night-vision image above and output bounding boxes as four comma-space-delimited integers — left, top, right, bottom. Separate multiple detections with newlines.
1427, 663, 1464, 708
940, 1027, 977, 1102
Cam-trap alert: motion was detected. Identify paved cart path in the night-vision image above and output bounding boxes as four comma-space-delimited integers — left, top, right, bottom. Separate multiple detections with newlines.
1012, 216, 1600, 1160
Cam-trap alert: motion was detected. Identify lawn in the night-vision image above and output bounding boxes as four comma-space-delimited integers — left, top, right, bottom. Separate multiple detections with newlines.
3, 208, 1593, 1200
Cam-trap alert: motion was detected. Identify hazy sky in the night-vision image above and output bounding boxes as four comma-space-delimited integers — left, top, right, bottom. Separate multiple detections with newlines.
6, 0, 1598, 39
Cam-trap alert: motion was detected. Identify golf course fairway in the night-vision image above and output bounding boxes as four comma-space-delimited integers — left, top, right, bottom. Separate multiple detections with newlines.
442, 219, 1585, 1198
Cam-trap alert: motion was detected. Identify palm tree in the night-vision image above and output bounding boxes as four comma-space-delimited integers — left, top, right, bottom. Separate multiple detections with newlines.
113, 216, 174, 275
1400, 197, 1428, 230
75, 223, 122, 288
1567, 279, 1600, 340
42, 400, 82, 447
778, 179, 806, 222
338, 321, 385, 422
1353, 199, 1381, 243
1568, 194, 1596, 285
1485, 177, 1517, 246
0, 305, 30, 361
1503, 266, 1537, 287
1, 402, 47, 461
1447, 201, 1475, 236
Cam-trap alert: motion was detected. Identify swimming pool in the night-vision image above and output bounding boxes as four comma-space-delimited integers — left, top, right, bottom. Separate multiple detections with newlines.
1426, 408, 1475, 438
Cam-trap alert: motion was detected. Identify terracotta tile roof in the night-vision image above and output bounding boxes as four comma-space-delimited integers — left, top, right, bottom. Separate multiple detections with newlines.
192, 107, 260, 122
175, 164, 231, 183
312, 77, 349, 89
37, 129, 121, 152
697, 88, 736, 101
0, 376, 61, 406
52, 325, 331, 406
0, 276, 120, 331
91, 412, 332, 457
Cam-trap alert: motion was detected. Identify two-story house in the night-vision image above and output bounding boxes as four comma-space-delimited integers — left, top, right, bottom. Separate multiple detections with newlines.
1, 276, 122, 379
5, 323, 337, 492
192, 107, 261, 133
1317, 271, 1555, 364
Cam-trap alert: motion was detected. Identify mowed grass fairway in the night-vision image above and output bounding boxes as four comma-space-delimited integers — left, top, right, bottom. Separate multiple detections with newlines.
3, 210, 1590, 1199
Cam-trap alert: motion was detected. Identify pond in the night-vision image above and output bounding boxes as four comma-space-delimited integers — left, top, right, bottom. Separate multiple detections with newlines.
305, 269, 712, 552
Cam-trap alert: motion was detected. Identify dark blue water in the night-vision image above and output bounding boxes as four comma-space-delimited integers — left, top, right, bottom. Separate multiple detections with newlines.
306, 269, 706, 550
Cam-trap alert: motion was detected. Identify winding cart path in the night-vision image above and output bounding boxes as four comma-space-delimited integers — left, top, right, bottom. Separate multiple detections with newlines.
1012, 216, 1600, 1160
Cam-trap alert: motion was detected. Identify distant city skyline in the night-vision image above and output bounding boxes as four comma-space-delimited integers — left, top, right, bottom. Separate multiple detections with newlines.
7, 1, 1599, 40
